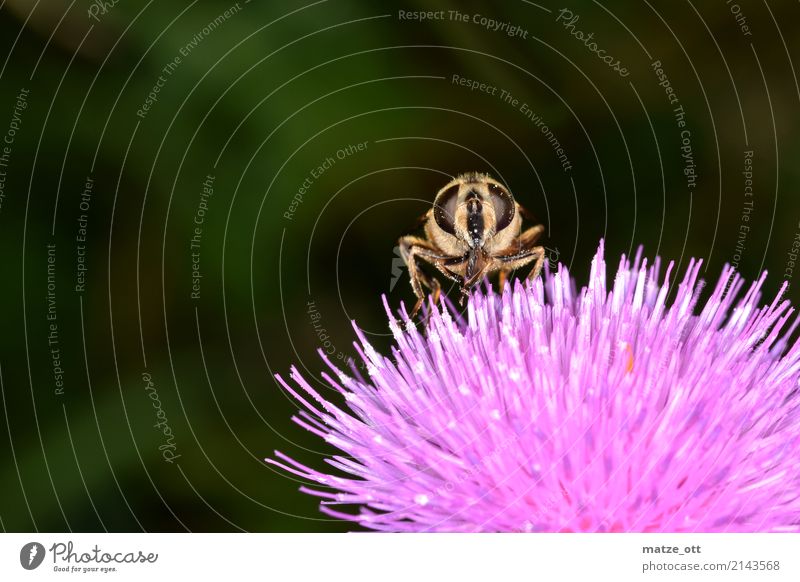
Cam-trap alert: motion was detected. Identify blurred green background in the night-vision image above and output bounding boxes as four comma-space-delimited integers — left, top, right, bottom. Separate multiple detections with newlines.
1, 0, 799, 532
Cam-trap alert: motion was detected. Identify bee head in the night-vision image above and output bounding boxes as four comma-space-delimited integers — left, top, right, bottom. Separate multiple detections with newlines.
432, 173, 516, 247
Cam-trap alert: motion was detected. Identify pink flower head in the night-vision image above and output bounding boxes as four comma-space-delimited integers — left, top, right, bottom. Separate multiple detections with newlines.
269, 241, 800, 532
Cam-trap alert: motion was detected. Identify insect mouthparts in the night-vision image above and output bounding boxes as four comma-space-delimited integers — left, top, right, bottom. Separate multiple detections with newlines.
398, 173, 545, 318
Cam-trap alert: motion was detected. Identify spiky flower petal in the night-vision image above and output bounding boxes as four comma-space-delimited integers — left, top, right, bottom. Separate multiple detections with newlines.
269, 241, 800, 532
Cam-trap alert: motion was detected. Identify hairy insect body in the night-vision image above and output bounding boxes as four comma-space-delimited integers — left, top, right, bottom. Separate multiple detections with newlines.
399, 172, 545, 316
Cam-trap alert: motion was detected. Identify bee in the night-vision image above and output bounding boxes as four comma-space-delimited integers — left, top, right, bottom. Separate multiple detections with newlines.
399, 172, 545, 317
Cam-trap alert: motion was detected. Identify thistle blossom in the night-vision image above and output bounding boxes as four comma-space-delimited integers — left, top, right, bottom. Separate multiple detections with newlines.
269, 241, 800, 532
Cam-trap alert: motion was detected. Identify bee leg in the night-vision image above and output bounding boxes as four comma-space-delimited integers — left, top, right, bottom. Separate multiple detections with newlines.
491, 225, 547, 286
494, 249, 545, 282
399, 235, 447, 318
516, 225, 546, 281
417, 279, 444, 326
498, 269, 509, 293
431, 278, 442, 307
527, 249, 546, 281
411, 296, 425, 319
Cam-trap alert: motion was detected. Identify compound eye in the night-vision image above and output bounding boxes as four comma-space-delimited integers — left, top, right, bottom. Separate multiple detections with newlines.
488, 183, 515, 232
433, 184, 459, 235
